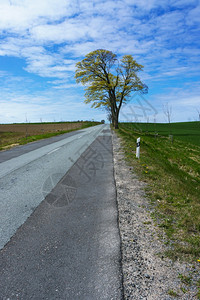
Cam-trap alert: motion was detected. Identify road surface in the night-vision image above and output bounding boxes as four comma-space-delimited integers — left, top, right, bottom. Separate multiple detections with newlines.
0, 124, 123, 299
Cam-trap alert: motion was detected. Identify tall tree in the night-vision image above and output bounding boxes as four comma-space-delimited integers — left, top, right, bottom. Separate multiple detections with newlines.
75, 49, 147, 129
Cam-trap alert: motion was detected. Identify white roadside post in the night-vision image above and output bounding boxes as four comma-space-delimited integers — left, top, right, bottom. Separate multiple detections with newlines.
136, 137, 140, 159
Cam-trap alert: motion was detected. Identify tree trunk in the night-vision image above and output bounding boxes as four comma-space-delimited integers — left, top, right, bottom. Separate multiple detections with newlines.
114, 120, 119, 129
114, 110, 119, 129
112, 116, 114, 127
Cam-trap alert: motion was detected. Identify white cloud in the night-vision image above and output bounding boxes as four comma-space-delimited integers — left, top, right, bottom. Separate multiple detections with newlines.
0, 0, 198, 80
0, 0, 199, 123
53, 83, 78, 90
30, 19, 89, 43
0, 39, 21, 57
0, 84, 103, 123
0, 0, 77, 34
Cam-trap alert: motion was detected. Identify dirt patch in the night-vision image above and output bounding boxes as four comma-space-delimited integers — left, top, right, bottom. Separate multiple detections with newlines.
112, 132, 200, 299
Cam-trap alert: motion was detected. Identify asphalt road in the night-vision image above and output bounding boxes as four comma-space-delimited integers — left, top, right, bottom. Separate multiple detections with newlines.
0, 129, 82, 163
0, 124, 103, 248
0, 125, 123, 299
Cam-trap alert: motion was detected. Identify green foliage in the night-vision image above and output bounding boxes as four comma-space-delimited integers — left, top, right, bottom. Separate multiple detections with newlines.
75, 49, 147, 128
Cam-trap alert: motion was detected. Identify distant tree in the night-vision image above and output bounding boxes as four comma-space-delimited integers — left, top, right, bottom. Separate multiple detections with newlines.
196, 108, 200, 121
104, 105, 113, 124
163, 103, 172, 124
75, 49, 148, 129
107, 112, 112, 124
163, 103, 173, 136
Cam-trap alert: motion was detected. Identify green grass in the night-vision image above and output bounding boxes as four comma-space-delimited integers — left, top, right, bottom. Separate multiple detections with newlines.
197, 279, 200, 299
19, 130, 77, 145
0, 132, 23, 150
117, 122, 200, 262
178, 274, 192, 285
168, 289, 180, 297
0, 121, 100, 150
18, 121, 100, 145
126, 121, 200, 146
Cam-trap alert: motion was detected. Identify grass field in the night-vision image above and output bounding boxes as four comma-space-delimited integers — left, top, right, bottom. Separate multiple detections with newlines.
0, 121, 100, 151
117, 122, 200, 262
126, 121, 200, 146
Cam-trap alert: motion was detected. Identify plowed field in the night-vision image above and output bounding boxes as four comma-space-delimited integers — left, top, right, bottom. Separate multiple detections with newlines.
0, 122, 82, 134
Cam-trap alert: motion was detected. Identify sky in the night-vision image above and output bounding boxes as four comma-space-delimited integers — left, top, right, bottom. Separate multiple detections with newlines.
0, 0, 200, 124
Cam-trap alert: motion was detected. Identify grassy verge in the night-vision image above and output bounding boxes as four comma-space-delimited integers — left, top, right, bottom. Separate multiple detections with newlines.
116, 122, 200, 262
0, 121, 100, 151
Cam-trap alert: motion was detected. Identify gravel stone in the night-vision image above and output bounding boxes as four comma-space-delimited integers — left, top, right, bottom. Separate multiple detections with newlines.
112, 132, 200, 300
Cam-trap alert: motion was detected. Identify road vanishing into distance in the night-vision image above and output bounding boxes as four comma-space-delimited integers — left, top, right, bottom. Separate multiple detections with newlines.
0, 124, 123, 299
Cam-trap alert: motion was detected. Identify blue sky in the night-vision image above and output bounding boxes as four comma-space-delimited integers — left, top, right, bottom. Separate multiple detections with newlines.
0, 0, 200, 124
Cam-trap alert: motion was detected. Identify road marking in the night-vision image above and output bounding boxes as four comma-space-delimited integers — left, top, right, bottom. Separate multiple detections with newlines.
78, 136, 82, 139
47, 147, 61, 155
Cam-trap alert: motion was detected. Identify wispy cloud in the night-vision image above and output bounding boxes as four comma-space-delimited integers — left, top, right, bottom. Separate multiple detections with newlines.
0, 0, 199, 122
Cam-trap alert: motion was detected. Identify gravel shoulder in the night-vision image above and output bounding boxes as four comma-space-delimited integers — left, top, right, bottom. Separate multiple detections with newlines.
112, 132, 199, 300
